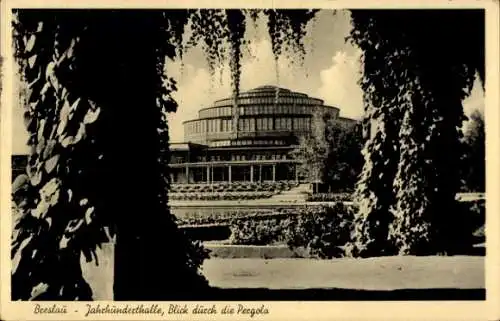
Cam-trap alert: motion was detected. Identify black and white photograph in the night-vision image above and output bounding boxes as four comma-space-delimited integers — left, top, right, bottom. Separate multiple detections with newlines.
1, 1, 498, 320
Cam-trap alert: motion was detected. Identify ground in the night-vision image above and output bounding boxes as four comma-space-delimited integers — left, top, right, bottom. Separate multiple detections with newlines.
203, 256, 484, 290
82, 244, 485, 301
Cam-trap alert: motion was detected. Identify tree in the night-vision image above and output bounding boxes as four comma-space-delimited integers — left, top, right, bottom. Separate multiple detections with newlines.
323, 120, 363, 192
291, 111, 363, 193
11, 9, 318, 300
347, 10, 485, 256
462, 109, 485, 192
292, 111, 329, 190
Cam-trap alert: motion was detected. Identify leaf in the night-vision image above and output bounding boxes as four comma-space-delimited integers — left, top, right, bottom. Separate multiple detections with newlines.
42, 139, 56, 160
84, 207, 94, 225
12, 235, 33, 274
44, 154, 60, 174
29, 170, 42, 187
60, 135, 73, 148
25, 34, 36, 53
57, 100, 71, 136
36, 21, 43, 32
83, 107, 100, 125
69, 97, 81, 114
45, 61, 60, 91
27, 54, 37, 69
65, 218, 84, 234
59, 235, 70, 249
37, 119, 46, 142
30, 283, 49, 300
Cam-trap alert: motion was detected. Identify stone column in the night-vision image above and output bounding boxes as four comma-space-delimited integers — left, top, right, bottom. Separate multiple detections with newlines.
250, 165, 254, 183
211, 166, 214, 184
272, 164, 276, 182
206, 166, 210, 184
185, 165, 190, 184
228, 165, 232, 183
295, 164, 299, 183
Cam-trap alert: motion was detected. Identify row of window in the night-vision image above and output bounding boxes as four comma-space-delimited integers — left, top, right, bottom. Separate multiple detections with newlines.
198, 104, 332, 118
196, 153, 290, 162
185, 117, 312, 134
212, 96, 322, 108
210, 139, 287, 147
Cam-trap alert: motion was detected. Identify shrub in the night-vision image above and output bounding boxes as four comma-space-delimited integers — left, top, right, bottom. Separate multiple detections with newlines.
451, 199, 485, 250
168, 191, 274, 201
228, 219, 289, 245
306, 193, 353, 202
228, 203, 356, 258
170, 181, 299, 195
225, 199, 485, 258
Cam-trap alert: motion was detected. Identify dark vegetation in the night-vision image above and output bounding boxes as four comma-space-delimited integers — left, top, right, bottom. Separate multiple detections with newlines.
11, 9, 485, 300
180, 200, 485, 258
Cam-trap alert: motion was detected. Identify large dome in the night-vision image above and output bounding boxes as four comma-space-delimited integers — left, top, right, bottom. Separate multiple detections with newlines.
182, 85, 345, 148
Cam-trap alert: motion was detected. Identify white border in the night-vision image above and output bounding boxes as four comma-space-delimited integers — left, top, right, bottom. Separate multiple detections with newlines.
1, 0, 499, 320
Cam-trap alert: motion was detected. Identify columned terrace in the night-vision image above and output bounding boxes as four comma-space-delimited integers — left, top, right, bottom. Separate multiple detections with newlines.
169, 159, 301, 184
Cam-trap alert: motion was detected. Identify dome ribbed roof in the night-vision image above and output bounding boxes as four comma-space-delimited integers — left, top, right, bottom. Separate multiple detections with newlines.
247, 85, 292, 94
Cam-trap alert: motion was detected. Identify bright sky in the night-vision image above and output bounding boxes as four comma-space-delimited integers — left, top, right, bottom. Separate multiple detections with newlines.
11, 9, 484, 154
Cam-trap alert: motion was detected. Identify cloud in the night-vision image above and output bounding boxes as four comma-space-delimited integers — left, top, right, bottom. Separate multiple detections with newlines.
166, 37, 313, 142
316, 48, 364, 120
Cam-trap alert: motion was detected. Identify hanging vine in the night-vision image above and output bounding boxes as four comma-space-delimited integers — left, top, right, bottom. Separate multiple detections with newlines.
11, 9, 211, 301
347, 9, 484, 256
12, 10, 103, 300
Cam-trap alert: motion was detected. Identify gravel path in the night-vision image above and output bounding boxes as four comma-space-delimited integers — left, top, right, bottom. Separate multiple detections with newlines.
202, 256, 484, 290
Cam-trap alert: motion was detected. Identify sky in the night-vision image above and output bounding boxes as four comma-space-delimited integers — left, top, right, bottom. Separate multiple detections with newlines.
11, 9, 484, 154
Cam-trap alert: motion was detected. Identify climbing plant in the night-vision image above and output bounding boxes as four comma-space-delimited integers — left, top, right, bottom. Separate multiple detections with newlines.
347, 9, 485, 256
11, 9, 318, 300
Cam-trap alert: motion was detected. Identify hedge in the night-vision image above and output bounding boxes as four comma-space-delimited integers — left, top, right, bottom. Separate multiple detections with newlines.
305, 193, 353, 202
229, 203, 355, 258
171, 181, 299, 194
226, 199, 485, 258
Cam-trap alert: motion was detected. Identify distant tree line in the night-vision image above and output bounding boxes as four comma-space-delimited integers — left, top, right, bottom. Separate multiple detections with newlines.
293, 108, 485, 194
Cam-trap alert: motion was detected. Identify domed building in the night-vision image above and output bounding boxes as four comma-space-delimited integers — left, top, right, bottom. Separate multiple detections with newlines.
169, 85, 357, 184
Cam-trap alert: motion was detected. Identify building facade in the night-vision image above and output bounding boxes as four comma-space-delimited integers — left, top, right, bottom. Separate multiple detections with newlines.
11, 86, 358, 184
170, 85, 357, 184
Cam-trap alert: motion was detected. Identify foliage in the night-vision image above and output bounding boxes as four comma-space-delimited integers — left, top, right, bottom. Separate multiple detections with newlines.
228, 203, 355, 258
11, 10, 209, 301
176, 208, 278, 226
291, 111, 363, 192
461, 109, 485, 192
348, 9, 485, 256
225, 199, 483, 257
11, 9, 319, 300
305, 193, 352, 203
171, 181, 298, 193
291, 111, 329, 184
169, 191, 275, 201
229, 218, 291, 246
